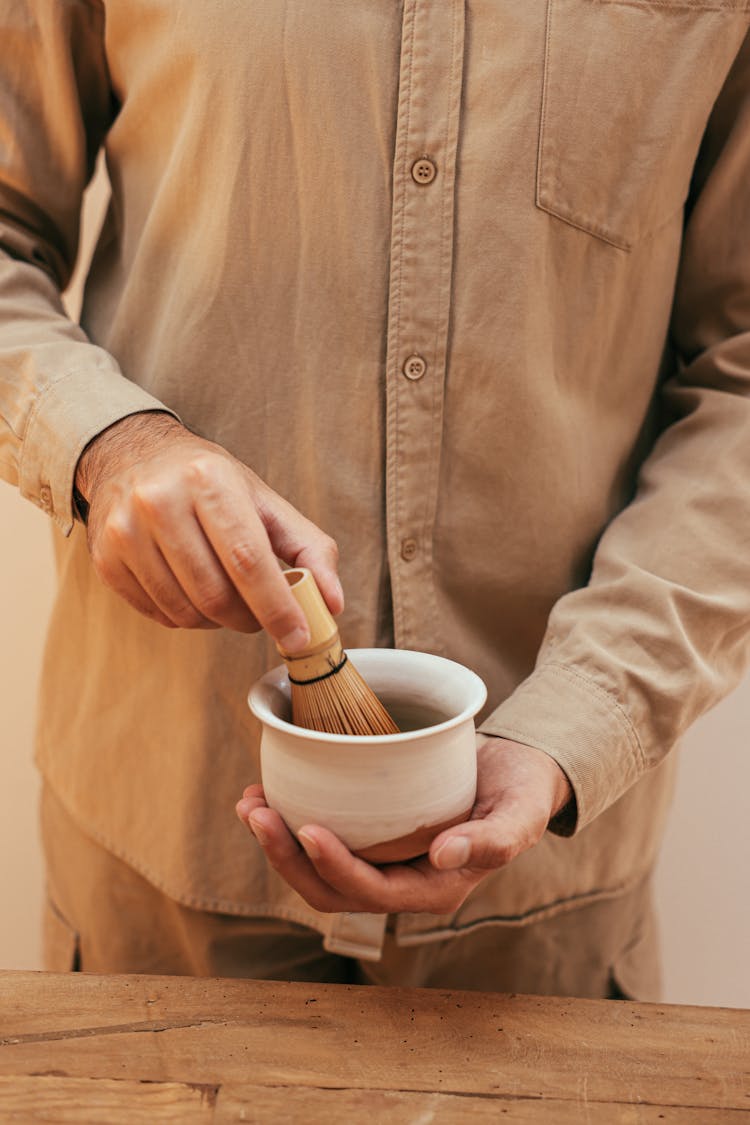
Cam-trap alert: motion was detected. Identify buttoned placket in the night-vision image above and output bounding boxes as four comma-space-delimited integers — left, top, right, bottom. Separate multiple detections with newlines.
385, 0, 466, 654
326, 1, 466, 962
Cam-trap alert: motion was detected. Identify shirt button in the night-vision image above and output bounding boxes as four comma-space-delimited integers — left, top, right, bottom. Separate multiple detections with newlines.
401, 538, 418, 562
39, 485, 52, 511
402, 354, 427, 381
411, 157, 437, 186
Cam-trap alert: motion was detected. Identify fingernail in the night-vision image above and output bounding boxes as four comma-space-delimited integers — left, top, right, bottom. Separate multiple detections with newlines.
249, 815, 270, 847
333, 576, 345, 609
236, 798, 253, 820
279, 625, 310, 654
434, 836, 471, 870
298, 830, 320, 861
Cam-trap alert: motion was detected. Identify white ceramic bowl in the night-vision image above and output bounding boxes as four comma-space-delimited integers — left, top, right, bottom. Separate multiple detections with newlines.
247, 648, 487, 863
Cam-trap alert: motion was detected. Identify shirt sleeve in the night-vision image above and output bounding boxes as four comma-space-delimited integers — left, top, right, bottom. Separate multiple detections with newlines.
479, 32, 750, 835
0, 0, 175, 534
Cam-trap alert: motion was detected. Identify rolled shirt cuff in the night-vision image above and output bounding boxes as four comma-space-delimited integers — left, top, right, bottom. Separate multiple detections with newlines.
18, 365, 180, 534
477, 661, 647, 836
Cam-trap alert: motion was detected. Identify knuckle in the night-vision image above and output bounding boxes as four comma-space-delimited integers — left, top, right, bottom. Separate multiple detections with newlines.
149, 581, 200, 627
196, 583, 235, 619
130, 482, 165, 518
170, 603, 204, 629
227, 539, 263, 578
187, 452, 226, 490
102, 512, 134, 551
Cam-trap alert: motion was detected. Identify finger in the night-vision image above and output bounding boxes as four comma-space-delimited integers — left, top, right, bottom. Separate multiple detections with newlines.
189, 457, 311, 651
294, 541, 345, 616
94, 500, 218, 629
153, 512, 261, 631
236, 791, 268, 822
295, 825, 477, 915
241, 783, 266, 801
95, 555, 179, 629
119, 528, 220, 630
258, 492, 344, 615
244, 808, 353, 913
429, 797, 548, 873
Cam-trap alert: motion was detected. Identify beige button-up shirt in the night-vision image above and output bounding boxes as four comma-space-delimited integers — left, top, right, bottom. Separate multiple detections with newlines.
2, 1, 750, 968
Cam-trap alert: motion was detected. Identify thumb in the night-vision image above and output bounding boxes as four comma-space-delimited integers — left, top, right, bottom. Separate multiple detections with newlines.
429, 802, 547, 873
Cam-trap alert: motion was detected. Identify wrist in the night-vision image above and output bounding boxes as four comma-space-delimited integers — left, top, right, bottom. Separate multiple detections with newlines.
74, 410, 182, 502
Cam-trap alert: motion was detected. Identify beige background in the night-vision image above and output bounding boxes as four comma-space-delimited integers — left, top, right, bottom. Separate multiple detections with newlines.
1, 173, 748, 1007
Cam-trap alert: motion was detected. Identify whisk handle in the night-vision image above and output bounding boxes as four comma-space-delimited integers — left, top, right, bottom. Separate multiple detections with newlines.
276, 567, 338, 658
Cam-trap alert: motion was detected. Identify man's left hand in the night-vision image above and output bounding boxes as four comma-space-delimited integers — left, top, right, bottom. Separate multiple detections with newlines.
235, 735, 573, 915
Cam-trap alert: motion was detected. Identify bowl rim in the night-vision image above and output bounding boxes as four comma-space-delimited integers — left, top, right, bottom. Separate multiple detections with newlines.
247, 647, 488, 745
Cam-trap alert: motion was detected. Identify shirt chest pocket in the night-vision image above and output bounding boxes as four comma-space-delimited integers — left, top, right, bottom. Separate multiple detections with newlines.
536, 0, 750, 250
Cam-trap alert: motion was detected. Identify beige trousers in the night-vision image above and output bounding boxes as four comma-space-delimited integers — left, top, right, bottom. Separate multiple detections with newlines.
41, 785, 659, 999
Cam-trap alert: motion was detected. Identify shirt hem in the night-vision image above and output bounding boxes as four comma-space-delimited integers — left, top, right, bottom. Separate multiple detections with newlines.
38, 766, 655, 947
394, 868, 653, 945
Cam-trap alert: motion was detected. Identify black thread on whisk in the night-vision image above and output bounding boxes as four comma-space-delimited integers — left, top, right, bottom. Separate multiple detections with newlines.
287, 653, 349, 686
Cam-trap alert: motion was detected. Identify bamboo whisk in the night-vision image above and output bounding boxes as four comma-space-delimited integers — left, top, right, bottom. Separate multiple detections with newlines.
277, 568, 400, 736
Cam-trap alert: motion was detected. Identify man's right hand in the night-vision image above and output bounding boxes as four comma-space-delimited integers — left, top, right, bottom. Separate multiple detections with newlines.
74, 411, 343, 644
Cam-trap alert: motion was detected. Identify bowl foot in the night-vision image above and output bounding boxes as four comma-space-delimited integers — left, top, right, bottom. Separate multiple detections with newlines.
352, 804, 474, 865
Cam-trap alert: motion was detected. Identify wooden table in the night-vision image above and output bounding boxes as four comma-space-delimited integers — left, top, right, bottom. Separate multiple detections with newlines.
0, 970, 748, 1122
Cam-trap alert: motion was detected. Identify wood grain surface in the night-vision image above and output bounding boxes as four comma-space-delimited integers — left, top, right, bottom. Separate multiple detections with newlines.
1, 971, 748, 1122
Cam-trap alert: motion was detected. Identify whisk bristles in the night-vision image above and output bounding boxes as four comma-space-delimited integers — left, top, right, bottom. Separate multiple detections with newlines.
290, 652, 399, 736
